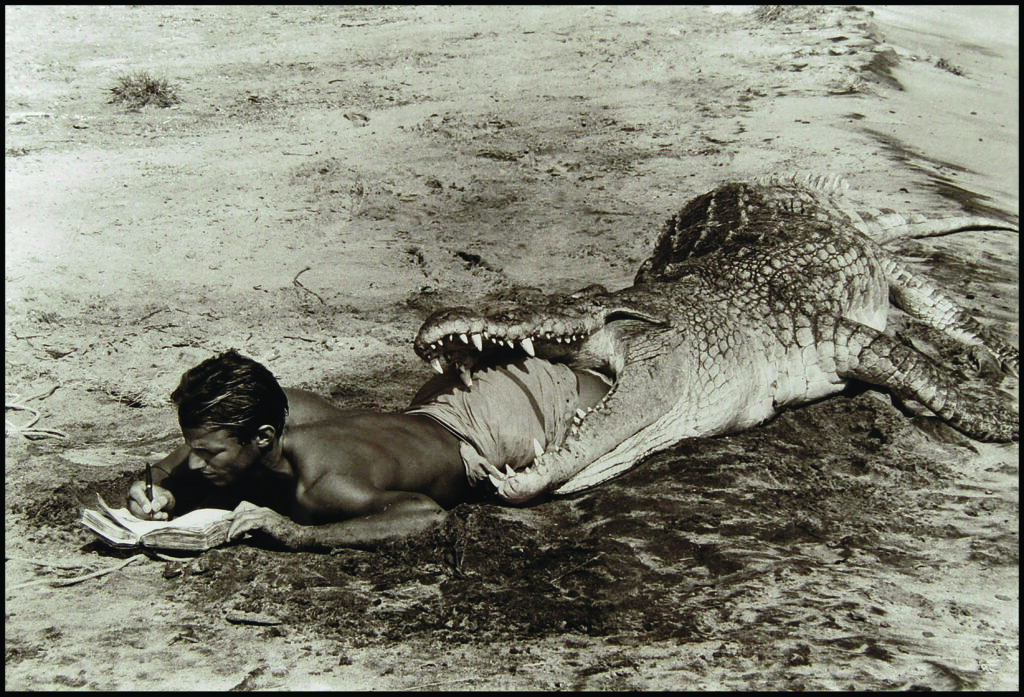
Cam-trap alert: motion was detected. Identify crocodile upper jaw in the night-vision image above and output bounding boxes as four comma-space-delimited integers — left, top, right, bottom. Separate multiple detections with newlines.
413, 297, 665, 389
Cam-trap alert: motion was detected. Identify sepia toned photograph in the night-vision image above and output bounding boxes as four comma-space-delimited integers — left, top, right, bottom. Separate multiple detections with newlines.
6, 5, 1017, 690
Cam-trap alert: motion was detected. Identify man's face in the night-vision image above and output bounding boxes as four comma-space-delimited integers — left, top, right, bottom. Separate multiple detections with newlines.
181, 427, 263, 486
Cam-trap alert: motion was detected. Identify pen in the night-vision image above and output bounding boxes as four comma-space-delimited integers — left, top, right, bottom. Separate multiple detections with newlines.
145, 462, 154, 504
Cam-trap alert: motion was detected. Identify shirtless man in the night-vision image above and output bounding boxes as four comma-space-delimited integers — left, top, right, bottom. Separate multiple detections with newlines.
127, 349, 609, 550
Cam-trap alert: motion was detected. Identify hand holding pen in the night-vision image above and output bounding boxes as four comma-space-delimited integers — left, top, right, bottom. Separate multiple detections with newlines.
127, 463, 176, 520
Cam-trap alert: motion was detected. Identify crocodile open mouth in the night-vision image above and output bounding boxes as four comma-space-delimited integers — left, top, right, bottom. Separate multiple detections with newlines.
412, 298, 668, 446
415, 322, 614, 389
414, 320, 624, 448
413, 308, 667, 428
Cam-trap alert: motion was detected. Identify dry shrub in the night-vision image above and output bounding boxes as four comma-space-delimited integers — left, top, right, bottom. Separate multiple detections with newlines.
109, 70, 180, 109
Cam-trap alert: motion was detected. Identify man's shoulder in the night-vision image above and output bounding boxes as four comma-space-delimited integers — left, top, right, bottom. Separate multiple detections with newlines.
283, 390, 370, 432
284, 388, 338, 415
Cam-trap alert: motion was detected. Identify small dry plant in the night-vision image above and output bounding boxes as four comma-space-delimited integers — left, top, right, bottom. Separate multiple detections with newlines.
109, 70, 180, 109
934, 57, 965, 77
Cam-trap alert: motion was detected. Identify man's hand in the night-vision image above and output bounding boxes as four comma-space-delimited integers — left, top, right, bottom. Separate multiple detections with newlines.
228, 502, 310, 549
127, 481, 175, 520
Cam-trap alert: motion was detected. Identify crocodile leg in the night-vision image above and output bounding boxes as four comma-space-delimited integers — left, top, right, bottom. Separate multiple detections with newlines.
881, 255, 1019, 376
833, 318, 1018, 442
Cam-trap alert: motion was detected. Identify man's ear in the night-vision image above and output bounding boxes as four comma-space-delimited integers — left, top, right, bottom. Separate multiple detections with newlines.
254, 425, 277, 449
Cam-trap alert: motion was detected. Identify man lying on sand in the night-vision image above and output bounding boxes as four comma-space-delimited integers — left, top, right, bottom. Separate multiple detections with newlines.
126, 349, 609, 550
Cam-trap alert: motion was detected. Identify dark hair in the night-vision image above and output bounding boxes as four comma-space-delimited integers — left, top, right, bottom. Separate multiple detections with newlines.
171, 349, 289, 443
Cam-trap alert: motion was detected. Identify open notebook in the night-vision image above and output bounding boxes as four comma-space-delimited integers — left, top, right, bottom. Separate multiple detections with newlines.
80, 494, 247, 551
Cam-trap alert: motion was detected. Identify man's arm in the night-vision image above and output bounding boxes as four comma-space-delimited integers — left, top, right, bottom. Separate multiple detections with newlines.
227, 476, 448, 551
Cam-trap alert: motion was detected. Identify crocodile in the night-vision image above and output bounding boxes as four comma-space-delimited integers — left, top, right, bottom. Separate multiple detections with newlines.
414, 175, 1019, 503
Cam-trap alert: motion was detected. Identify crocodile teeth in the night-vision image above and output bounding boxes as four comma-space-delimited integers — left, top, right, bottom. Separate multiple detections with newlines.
430, 358, 444, 374
459, 333, 469, 344
505, 465, 516, 477
533, 438, 545, 458
573, 408, 588, 425
521, 337, 535, 357
459, 363, 473, 388
471, 333, 484, 351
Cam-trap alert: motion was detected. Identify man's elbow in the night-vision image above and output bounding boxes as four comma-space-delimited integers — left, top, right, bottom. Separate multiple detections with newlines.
418, 505, 448, 530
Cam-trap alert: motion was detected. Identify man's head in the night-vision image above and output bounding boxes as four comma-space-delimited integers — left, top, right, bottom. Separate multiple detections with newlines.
171, 350, 289, 485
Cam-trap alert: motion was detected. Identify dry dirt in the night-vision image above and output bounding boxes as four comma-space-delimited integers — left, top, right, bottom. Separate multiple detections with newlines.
5, 5, 1018, 691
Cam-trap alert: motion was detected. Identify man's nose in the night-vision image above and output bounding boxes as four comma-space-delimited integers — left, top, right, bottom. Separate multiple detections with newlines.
187, 452, 205, 470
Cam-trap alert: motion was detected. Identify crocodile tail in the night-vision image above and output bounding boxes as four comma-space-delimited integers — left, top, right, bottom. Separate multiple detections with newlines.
857, 210, 1019, 244
754, 172, 852, 195
757, 172, 872, 231
755, 173, 1019, 243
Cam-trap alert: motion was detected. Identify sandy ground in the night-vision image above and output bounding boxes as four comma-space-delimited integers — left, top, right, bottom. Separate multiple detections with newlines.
5, 5, 1018, 690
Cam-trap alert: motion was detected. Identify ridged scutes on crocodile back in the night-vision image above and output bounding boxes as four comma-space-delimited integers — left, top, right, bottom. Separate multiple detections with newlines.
635, 175, 861, 285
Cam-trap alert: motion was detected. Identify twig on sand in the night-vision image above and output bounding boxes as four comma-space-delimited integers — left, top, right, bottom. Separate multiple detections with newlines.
5, 394, 68, 440
224, 610, 284, 626
549, 552, 605, 583
7, 554, 146, 591
23, 384, 61, 402
136, 306, 168, 323
292, 266, 326, 305
398, 676, 486, 691
6, 555, 86, 570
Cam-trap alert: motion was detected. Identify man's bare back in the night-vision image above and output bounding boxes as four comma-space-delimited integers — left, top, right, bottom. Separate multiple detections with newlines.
127, 350, 609, 550
278, 389, 472, 515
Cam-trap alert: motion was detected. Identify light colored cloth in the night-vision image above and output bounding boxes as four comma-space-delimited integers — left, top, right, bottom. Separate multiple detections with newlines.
405, 359, 582, 485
